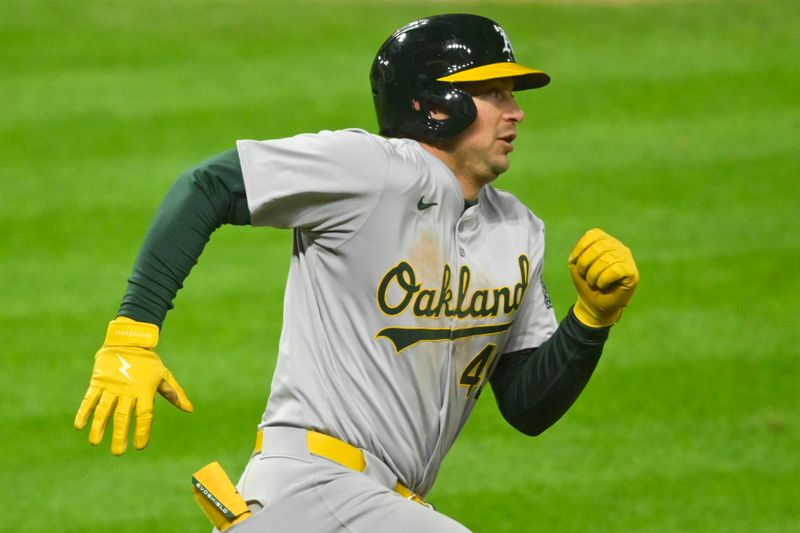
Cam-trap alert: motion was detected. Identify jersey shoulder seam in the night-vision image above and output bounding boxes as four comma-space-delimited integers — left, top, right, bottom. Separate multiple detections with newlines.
325, 134, 392, 252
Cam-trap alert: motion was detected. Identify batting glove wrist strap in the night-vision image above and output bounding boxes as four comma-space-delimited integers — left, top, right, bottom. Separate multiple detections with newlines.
104, 316, 159, 348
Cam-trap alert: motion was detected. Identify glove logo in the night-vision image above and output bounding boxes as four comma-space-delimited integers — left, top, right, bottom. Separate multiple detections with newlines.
117, 354, 133, 382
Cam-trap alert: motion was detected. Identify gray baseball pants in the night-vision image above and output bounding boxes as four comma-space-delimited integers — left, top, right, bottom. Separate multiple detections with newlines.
216, 426, 471, 533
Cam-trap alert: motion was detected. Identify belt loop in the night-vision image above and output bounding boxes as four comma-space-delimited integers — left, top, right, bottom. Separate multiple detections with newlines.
394, 483, 434, 510
306, 430, 366, 472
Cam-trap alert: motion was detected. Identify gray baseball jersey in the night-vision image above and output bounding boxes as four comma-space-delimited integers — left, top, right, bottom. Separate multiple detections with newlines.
236, 128, 557, 496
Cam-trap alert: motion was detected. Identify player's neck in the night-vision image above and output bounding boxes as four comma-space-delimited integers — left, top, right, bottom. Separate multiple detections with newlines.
419, 142, 483, 201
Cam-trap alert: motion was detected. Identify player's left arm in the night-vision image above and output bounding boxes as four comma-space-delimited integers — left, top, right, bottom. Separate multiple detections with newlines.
490, 228, 639, 436
74, 149, 251, 454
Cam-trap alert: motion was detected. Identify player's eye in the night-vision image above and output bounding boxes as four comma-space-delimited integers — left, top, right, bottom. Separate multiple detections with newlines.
492, 88, 514, 100
479, 88, 502, 100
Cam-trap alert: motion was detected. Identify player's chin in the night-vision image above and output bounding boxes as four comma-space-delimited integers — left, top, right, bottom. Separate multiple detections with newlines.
491, 154, 511, 176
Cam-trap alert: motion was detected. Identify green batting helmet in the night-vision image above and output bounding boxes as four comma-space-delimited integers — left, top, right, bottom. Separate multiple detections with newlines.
370, 14, 550, 142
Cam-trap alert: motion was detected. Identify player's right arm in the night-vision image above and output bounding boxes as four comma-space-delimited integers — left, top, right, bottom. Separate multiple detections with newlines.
490, 229, 639, 436
74, 149, 251, 455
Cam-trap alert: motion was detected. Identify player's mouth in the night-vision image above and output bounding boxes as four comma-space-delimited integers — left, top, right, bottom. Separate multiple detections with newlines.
498, 132, 516, 152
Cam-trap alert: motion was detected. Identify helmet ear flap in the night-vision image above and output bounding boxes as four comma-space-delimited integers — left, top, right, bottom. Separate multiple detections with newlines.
416, 85, 477, 140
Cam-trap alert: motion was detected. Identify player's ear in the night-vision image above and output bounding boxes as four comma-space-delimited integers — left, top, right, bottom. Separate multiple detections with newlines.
412, 98, 451, 120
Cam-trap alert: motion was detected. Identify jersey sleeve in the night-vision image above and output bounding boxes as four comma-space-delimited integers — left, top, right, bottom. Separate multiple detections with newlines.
503, 219, 558, 353
236, 129, 389, 248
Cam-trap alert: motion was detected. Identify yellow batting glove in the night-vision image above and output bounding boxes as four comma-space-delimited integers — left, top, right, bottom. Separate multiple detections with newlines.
568, 228, 640, 328
74, 317, 193, 455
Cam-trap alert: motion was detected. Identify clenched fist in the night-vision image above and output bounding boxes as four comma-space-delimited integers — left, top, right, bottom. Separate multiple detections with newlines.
568, 228, 639, 328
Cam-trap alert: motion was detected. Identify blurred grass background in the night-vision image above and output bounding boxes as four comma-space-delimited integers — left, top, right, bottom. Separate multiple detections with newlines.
1, 0, 798, 531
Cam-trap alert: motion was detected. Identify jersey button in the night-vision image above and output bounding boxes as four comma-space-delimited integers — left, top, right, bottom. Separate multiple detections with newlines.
459, 247, 465, 257
458, 221, 465, 232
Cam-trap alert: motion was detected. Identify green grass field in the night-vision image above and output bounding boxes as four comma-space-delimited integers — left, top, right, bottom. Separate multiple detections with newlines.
2, 0, 798, 531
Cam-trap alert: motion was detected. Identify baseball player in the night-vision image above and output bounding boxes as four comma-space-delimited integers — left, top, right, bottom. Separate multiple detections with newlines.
74, 14, 639, 532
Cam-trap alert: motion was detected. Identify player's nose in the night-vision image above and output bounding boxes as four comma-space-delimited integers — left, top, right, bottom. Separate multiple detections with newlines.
506, 99, 524, 124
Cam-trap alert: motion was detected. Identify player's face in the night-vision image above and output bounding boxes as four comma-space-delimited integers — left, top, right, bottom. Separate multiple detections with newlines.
447, 78, 524, 194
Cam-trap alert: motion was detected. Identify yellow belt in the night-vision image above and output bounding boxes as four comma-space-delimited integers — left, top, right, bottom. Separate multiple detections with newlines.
255, 429, 430, 507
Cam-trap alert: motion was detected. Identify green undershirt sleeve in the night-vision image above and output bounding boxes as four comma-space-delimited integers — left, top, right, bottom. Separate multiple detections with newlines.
117, 149, 251, 327
489, 308, 610, 436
